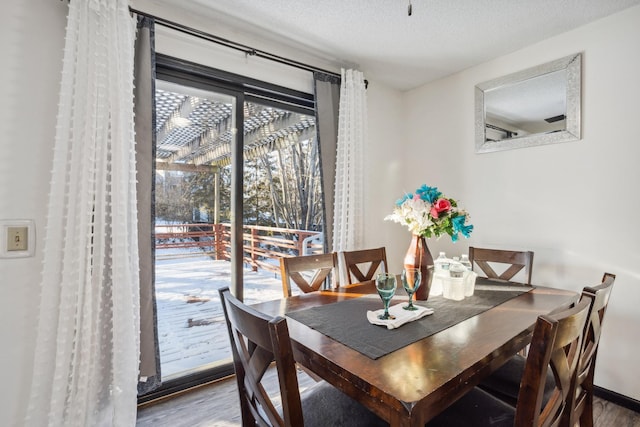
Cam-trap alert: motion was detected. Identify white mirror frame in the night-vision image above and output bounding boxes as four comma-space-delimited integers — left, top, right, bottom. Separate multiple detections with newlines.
475, 53, 582, 154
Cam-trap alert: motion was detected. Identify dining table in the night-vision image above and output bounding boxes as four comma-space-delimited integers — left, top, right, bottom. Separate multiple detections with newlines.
249, 278, 578, 427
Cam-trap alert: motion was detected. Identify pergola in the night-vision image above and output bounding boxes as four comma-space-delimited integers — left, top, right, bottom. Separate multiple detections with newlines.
153, 80, 317, 223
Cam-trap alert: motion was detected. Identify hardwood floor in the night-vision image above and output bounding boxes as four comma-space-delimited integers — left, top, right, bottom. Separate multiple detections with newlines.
591, 397, 640, 427
137, 367, 640, 426
136, 367, 317, 427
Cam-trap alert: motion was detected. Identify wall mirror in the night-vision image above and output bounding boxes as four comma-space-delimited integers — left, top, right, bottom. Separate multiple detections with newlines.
475, 53, 581, 153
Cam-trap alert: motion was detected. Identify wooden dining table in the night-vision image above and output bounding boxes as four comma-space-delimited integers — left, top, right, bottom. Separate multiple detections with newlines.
249, 279, 577, 427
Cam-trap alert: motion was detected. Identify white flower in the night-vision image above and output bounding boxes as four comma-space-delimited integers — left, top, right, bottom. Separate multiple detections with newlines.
385, 198, 435, 235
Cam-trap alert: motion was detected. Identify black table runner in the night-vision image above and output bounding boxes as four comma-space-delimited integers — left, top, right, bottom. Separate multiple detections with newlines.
286, 282, 532, 359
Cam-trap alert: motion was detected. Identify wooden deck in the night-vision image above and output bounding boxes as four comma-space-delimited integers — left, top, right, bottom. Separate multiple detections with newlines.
154, 223, 321, 378
155, 255, 288, 378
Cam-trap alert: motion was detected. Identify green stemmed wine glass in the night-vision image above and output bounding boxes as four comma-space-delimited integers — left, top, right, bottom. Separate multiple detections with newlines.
375, 273, 397, 320
401, 268, 422, 311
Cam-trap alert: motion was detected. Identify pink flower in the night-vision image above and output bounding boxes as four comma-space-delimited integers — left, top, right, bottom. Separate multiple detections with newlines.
430, 198, 451, 218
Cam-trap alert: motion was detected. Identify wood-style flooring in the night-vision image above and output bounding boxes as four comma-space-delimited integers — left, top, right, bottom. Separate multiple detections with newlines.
136, 368, 640, 427
136, 367, 316, 427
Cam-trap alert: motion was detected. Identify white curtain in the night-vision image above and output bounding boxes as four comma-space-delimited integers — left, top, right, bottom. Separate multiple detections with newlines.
26, 1, 139, 426
333, 69, 367, 253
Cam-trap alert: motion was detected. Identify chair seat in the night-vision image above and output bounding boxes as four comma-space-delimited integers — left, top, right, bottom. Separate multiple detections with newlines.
427, 387, 515, 427
299, 381, 388, 427
479, 354, 556, 407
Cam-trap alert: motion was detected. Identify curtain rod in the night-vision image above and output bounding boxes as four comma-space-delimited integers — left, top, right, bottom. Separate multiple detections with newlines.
129, 7, 342, 80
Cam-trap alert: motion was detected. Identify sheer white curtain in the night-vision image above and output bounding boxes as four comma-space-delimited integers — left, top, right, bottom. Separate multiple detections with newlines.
26, 1, 139, 426
333, 69, 367, 253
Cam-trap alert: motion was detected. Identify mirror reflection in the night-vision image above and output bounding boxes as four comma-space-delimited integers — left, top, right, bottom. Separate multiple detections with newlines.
475, 53, 581, 153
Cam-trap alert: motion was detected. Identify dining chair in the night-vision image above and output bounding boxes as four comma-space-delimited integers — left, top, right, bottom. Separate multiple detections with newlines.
566, 272, 616, 427
426, 297, 591, 427
477, 273, 615, 426
340, 247, 387, 285
218, 287, 388, 427
280, 252, 339, 297
469, 246, 534, 284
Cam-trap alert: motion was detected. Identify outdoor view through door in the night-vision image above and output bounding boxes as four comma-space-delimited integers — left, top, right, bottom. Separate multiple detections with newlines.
153, 78, 324, 381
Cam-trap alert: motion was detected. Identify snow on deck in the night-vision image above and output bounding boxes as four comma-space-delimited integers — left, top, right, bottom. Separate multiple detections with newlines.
155, 253, 286, 379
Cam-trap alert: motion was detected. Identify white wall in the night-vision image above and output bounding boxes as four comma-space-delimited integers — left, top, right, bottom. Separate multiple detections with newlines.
362, 81, 407, 262
0, 0, 66, 425
366, 5, 640, 400
0, 1, 66, 425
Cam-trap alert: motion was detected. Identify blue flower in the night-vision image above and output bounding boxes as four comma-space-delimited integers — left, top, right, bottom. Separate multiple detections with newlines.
395, 192, 413, 206
415, 184, 441, 204
461, 224, 473, 237
451, 215, 466, 231
452, 215, 474, 238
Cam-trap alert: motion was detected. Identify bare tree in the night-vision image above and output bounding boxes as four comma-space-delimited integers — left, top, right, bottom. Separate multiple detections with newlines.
258, 135, 323, 231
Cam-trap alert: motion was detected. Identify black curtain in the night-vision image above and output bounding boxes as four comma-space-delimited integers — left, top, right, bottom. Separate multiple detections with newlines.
134, 15, 161, 395
313, 72, 340, 252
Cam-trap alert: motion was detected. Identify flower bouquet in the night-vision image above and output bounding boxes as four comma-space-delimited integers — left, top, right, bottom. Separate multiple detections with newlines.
384, 184, 473, 241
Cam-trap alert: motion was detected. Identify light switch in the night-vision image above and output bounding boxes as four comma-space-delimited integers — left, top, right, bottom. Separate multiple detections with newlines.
7, 227, 28, 251
0, 220, 35, 258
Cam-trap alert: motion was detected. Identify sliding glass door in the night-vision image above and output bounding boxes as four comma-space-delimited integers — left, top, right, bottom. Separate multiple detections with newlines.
144, 56, 322, 396
153, 79, 238, 380
241, 99, 324, 302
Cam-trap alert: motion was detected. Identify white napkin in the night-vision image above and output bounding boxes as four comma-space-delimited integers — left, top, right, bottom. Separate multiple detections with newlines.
367, 303, 434, 329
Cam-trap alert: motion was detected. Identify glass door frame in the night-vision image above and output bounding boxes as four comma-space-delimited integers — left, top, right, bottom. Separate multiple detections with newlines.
139, 53, 315, 403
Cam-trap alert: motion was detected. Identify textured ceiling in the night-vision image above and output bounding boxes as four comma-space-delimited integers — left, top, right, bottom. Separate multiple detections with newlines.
153, 0, 640, 91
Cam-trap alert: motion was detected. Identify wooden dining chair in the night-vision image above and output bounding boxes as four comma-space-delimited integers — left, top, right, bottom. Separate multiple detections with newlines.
218, 287, 388, 427
426, 297, 591, 427
469, 246, 534, 284
566, 272, 616, 427
477, 273, 615, 426
280, 252, 339, 297
340, 247, 387, 285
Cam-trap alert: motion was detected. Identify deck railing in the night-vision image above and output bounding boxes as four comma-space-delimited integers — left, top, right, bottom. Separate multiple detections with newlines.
155, 223, 323, 274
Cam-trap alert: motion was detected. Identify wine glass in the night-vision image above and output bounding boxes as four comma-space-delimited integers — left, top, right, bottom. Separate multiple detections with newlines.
375, 273, 397, 320
402, 268, 422, 311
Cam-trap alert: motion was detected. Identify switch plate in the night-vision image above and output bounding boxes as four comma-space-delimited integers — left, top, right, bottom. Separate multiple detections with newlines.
0, 220, 35, 258
7, 227, 28, 251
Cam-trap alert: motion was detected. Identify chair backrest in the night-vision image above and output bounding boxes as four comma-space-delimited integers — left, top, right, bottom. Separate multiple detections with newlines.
565, 272, 616, 427
280, 252, 339, 297
341, 247, 388, 285
515, 298, 590, 427
468, 246, 534, 284
219, 287, 304, 427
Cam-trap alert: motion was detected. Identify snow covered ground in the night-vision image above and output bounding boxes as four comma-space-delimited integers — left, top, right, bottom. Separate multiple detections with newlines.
155, 252, 286, 379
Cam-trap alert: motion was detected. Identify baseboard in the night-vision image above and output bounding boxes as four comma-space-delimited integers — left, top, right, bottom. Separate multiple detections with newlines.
595, 386, 640, 413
